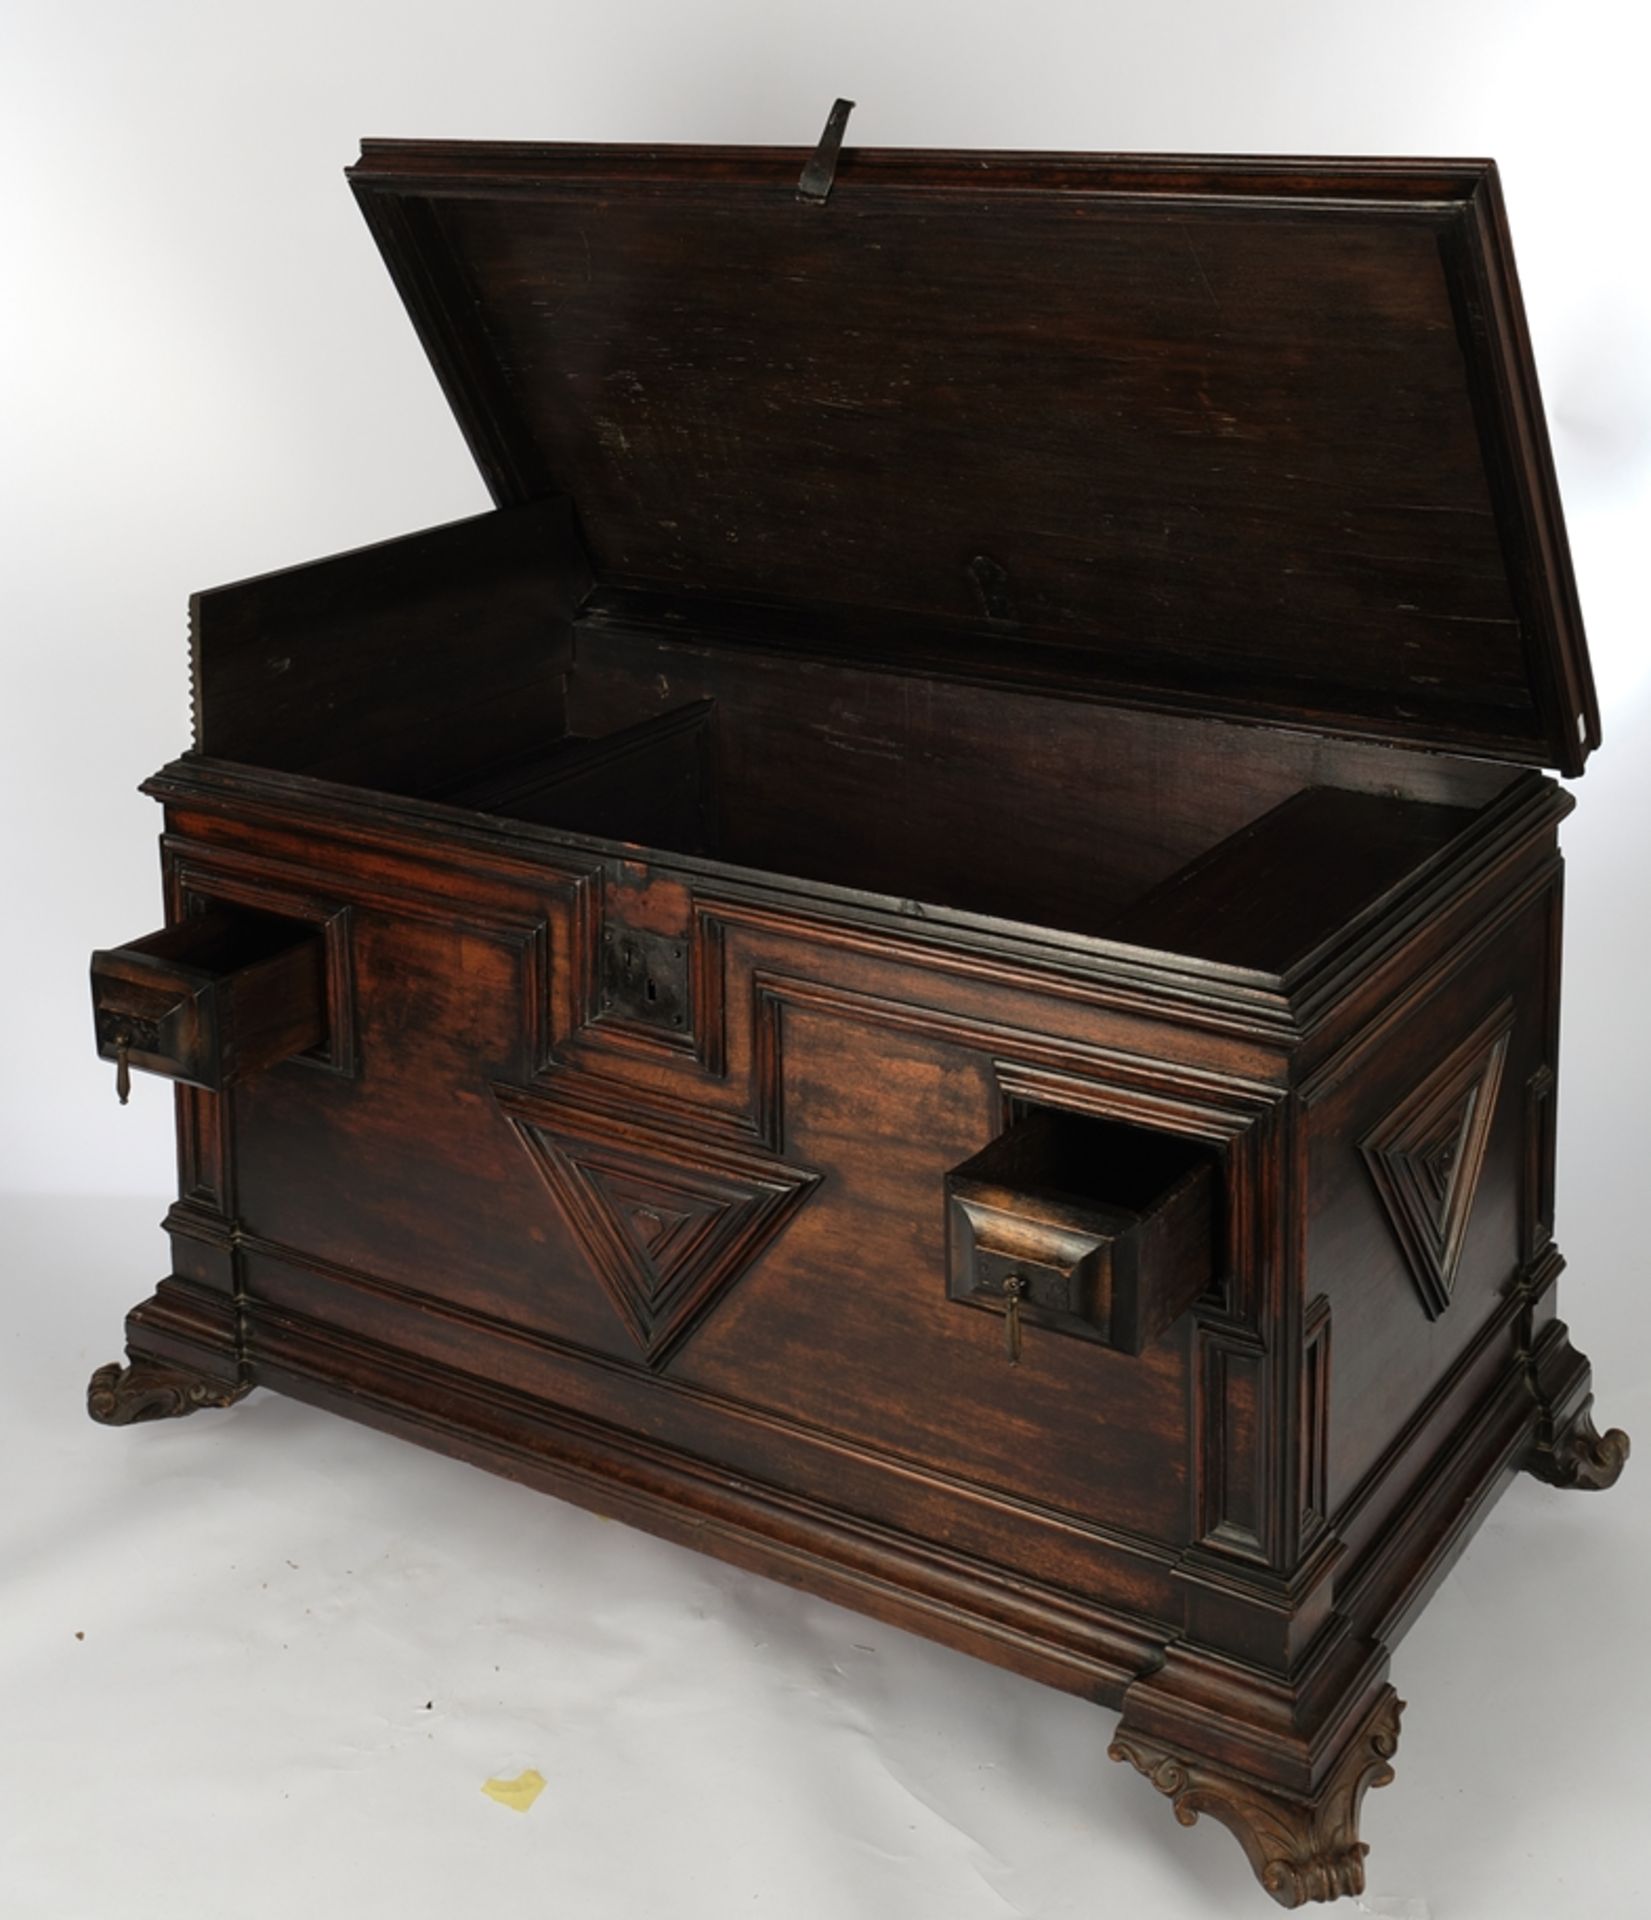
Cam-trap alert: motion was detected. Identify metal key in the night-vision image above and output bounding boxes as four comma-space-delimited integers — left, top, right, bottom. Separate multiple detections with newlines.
1003, 1273, 1027, 1365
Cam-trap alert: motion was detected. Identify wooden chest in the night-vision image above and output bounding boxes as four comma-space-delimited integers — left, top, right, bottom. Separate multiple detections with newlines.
87, 123, 1628, 1907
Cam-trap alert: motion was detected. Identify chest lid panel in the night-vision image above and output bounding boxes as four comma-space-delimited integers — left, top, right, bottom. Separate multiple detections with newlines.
348, 140, 1596, 774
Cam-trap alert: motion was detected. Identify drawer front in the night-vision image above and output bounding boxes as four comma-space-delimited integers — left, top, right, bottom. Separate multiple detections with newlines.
946, 1107, 1217, 1357
90, 906, 326, 1095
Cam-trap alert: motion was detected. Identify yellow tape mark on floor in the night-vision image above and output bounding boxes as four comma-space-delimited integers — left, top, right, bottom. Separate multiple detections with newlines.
481, 1768, 546, 1812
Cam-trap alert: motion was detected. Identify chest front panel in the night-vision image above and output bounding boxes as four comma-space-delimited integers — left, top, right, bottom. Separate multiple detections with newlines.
167, 806, 1299, 1614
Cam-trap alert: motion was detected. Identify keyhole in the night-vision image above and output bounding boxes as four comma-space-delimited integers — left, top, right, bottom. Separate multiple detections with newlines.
645, 978, 658, 1003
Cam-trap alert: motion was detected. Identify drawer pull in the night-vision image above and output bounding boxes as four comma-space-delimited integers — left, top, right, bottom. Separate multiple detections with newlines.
1003, 1273, 1026, 1365
114, 1028, 132, 1106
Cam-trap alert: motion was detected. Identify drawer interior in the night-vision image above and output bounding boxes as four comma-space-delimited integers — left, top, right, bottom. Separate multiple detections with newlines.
104, 906, 320, 979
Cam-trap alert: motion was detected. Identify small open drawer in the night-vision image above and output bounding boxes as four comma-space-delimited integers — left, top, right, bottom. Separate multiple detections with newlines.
945, 1108, 1217, 1357
90, 905, 327, 1096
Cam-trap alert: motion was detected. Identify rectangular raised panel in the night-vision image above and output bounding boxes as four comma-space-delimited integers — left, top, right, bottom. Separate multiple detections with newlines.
946, 1107, 1216, 1356
1523, 1065, 1557, 1263
1300, 1299, 1332, 1542
1198, 1338, 1268, 1557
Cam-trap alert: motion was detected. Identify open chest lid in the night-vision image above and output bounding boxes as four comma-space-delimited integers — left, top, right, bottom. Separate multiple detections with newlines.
348, 132, 1598, 775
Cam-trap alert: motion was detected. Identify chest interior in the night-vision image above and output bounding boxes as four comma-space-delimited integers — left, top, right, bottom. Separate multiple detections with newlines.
188, 561, 1520, 981
178, 141, 1591, 978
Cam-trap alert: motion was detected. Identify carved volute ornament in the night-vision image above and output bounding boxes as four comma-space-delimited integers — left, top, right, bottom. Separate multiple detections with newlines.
1109, 1689, 1404, 1909
1527, 1403, 1631, 1491
87, 1358, 250, 1426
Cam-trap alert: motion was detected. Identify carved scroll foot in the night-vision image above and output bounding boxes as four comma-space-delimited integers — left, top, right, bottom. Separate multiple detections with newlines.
1109, 1687, 1403, 1908
1527, 1403, 1630, 1491
87, 1357, 250, 1426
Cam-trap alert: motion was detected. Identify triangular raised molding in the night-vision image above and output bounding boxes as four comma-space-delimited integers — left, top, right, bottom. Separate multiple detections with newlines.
1359, 1004, 1514, 1320
503, 1101, 819, 1366
585, 1167, 722, 1297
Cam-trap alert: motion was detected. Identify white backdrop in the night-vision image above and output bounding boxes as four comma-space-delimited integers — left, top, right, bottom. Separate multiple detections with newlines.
3, 4, 1648, 1917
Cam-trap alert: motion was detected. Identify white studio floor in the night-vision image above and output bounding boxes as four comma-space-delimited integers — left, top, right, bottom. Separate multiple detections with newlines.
4, 1190, 1647, 1920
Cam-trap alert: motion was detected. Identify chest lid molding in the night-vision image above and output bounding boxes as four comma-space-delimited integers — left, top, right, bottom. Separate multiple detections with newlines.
347, 140, 1597, 775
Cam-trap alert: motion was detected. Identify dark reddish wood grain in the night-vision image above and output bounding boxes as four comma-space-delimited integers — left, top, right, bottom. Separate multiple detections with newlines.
191, 495, 590, 790
348, 143, 1596, 774
84, 136, 1625, 1911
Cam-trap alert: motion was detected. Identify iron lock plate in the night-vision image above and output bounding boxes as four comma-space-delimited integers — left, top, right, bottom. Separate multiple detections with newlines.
601, 925, 690, 1033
